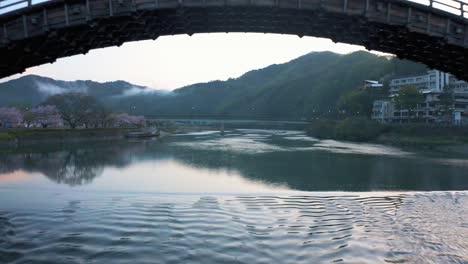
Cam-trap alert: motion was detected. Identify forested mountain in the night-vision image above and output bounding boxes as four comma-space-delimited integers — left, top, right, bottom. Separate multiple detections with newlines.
0, 51, 427, 119
0, 75, 164, 107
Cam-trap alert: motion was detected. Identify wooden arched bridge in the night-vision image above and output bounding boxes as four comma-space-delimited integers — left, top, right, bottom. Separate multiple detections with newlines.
0, 0, 467, 80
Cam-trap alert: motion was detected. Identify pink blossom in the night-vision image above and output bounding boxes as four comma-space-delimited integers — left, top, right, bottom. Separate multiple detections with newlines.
112, 113, 146, 127
32, 105, 63, 128
0, 107, 23, 127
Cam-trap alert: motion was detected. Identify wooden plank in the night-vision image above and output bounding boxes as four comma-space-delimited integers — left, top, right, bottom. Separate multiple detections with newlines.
407, 7, 412, 24
22, 14, 28, 38
64, 3, 69, 25
109, 0, 114, 16
43, 8, 48, 26
386, 2, 391, 23
86, 0, 91, 20
465, 24, 468, 45
446, 18, 450, 34
427, 13, 431, 33
2, 24, 7, 40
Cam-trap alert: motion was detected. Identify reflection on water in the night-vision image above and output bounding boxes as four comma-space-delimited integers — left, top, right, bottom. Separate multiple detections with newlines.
0, 130, 467, 263
0, 191, 466, 264
310, 140, 412, 156
1, 129, 468, 192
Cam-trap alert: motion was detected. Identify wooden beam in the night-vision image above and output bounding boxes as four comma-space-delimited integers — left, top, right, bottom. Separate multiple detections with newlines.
446, 18, 450, 35
64, 4, 69, 26
427, 13, 431, 33
22, 15, 28, 38
86, 0, 91, 21
386, 2, 391, 23
464, 24, 468, 45
109, 0, 114, 16
43, 8, 48, 27
2, 24, 7, 42
407, 7, 411, 24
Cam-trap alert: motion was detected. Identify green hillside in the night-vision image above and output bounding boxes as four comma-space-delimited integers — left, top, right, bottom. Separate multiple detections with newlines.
0, 51, 427, 119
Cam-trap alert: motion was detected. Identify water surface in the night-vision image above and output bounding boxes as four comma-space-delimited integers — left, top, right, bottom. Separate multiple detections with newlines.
0, 129, 467, 263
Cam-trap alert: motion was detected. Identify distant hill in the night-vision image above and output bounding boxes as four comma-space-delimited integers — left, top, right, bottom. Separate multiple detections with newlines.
0, 75, 165, 107
0, 51, 427, 119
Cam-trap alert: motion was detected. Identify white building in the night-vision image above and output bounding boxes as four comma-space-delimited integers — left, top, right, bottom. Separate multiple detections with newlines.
451, 76, 468, 125
375, 70, 468, 125
364, 80, 383, 89
389, 70, 450, 96
372, 100, 394, 122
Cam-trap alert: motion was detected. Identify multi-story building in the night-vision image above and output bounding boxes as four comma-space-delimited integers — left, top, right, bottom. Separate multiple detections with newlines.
451, 76, 468, 125
371, 100, 394, 122
364, 80, 383, 89
372, 70, 468, 125
389, 70, 450, 96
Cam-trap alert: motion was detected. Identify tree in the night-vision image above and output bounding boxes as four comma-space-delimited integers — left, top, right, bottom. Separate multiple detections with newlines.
394, 86, 424, 120
87, 106, 113, 128
111, 113, 146, 127
32, 105, 62, 128
337, 89, 374, 117
43, 93, 97, 129
23, 110, 35, 128
437, 84, 455, 122
0, 107, 23, 128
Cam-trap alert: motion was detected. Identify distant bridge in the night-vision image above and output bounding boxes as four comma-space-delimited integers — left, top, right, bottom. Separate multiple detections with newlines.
150, 118, 310, 129
0, 0, 467, 80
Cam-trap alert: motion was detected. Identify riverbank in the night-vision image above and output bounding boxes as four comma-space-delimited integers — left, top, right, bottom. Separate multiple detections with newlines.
0, 128, 132, 147
305, 118, 468, 154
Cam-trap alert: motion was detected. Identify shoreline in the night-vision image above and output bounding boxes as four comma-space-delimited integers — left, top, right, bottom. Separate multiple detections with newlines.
305, 118, 468, 155
3, 126, 468, 156
0, 128, 133, 148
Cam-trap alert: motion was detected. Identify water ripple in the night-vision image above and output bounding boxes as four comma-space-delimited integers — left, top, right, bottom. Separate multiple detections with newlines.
0, 192, 467, 263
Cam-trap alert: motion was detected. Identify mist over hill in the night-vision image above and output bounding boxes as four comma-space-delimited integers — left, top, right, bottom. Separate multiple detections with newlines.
0, 51, 427, 119
0, 75, 167, 106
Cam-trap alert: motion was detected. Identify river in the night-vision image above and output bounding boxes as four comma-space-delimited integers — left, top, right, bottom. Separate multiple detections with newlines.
0, 129, 467, 263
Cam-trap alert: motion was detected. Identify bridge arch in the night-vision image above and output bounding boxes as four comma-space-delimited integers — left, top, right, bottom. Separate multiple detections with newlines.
0, 0, 467, 80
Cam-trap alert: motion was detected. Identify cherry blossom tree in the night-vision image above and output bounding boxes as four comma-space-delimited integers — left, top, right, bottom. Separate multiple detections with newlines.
0, 107, 23, 127
23, 110, 35, 128
0, 107, 23, 128
32, 105, 63, 128
112, 113, 146, 127
43, 93, 97, 129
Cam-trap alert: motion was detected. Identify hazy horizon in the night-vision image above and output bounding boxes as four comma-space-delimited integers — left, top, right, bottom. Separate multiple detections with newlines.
0, 33, 386, 90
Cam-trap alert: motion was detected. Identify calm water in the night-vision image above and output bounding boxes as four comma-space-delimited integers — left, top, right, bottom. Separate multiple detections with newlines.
0, 129, 467, 263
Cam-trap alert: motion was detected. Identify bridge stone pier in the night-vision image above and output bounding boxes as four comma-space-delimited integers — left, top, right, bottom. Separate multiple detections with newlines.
0, 0, 467, 80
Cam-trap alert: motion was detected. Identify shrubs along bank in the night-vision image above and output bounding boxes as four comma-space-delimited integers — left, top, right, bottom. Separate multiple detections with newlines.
306, 118, 468, 147
306, 118, 387, 142
0, 128, 132, 147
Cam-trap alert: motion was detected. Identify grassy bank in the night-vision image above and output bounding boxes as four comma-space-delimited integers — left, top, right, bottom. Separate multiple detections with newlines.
306, 118, 387, 142
375, 126, 468, 148
306, 118, 468, 149
0, 128, 132, 145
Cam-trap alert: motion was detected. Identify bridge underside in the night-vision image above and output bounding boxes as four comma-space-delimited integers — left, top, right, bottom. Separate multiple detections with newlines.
0, 3, 467, 80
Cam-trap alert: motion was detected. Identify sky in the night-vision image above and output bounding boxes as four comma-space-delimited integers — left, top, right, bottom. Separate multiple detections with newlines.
0, 33, 383, 90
